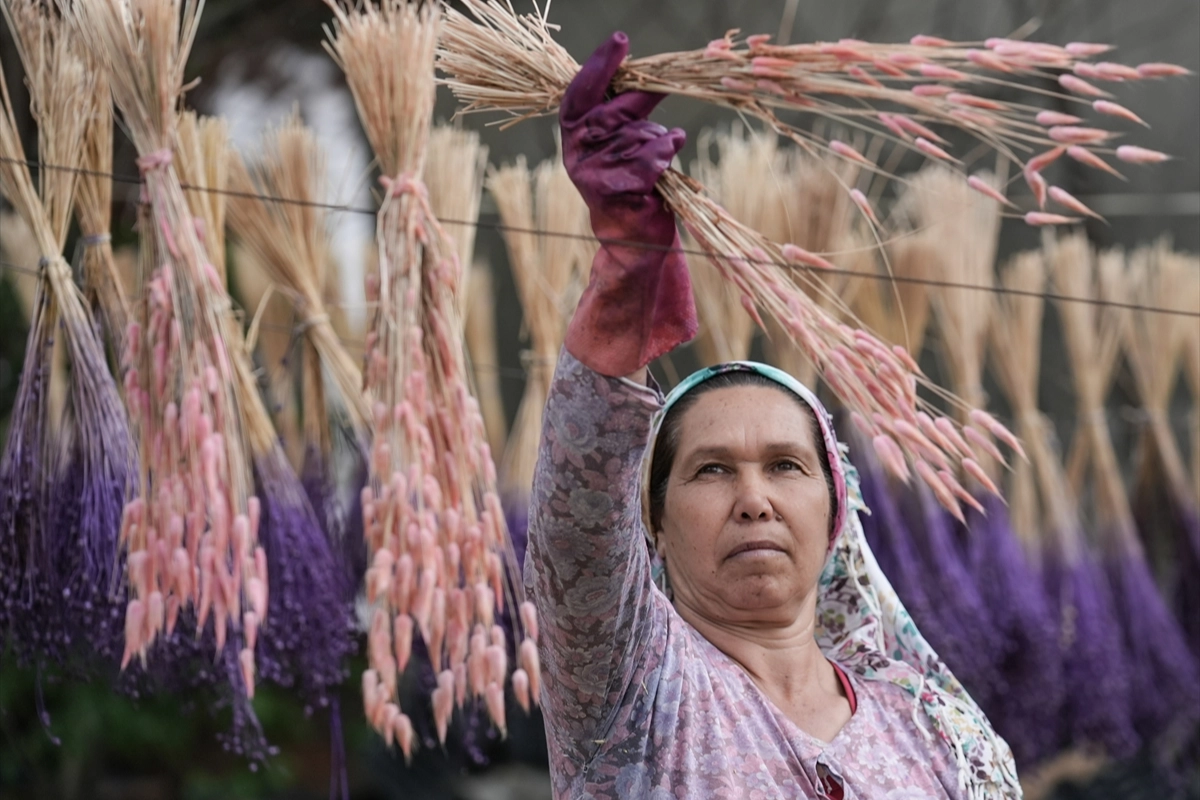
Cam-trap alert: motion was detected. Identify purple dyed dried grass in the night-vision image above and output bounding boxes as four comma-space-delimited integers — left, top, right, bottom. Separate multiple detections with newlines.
254, 448, 356, 712
1043, 548, 1139, 757
960, 493, 1064, 767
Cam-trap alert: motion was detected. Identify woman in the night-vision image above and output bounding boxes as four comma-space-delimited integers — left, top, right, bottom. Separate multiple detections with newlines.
526, 33, 1020, 799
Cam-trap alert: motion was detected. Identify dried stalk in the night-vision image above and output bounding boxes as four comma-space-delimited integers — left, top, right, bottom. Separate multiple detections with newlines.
426, 124, 488, 318
67, 0, 264, 689
72, 58, 129, 352
441, 0, 1184, 225
489, 153, 589, 501
439, 2, 1035, 513
464, 260, 507, 457
989, 252, 1048, 552
226, 114, 370, 448
1123, 242, 1196, 515
0, 0, 133, 669
325, 0, 537, 756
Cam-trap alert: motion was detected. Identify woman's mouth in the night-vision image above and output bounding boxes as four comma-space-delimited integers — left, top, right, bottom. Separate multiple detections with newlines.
726, 540, 787, 560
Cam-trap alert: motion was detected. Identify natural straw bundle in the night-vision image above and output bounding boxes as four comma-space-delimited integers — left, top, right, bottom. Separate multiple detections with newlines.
489, 153, 590, 506
67, 0, 267, 709
985, 251, 1067, 768
72, 54, 129, 354
463, 260, 508, 459
227, 114, 371, 603
767, 136, 870, 384
688, 127, 779, 365
1115, 244, 1200, 741
177, 112, 354, 715
227, 115, 371, 448
325, 0, 536, 758
440, 0, 1187, 225
425, 124, 488, 318
1045, 232, 1140, 756
0, 0, 134, 673
439, 5, 1036, 515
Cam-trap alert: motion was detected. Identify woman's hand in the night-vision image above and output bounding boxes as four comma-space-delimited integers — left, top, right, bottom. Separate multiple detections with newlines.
561, 32, 697, 379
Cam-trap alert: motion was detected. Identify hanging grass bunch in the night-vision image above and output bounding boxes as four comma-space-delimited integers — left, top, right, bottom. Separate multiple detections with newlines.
0, 0, 134, 673
985, 251, 1068, 767
463, 260, 507, 461
177, 111, 355, 716
324, 0, 536, 759
425, 124, 488, 317
1113, 244, 1200, 743
227, 113, 372, 565
687, 127, 782, 366
72, 51, 129, 355
441, 0, 1189, 226
489, 152, 590, 509
437, 2, 1051, 516
66, 0, 271, 718
1045, 232, 1140, 757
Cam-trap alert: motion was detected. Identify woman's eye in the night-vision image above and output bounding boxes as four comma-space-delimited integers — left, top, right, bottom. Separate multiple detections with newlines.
774, 460, 802, 472
697, 463, 725, 475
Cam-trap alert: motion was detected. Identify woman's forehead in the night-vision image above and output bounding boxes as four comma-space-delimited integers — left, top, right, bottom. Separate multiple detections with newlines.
675, 385, 819, 450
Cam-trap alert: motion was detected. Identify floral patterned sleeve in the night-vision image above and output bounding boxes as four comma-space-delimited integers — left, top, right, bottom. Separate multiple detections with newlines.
524, 349, 668, 766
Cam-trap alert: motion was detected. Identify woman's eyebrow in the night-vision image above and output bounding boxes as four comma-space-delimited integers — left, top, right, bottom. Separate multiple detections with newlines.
682, 441, 814, 462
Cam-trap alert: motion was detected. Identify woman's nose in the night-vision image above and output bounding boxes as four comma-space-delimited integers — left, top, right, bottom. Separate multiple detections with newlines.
733, 472, 773, 521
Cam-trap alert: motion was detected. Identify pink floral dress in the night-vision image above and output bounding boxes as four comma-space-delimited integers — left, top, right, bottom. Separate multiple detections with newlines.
525, 352, 1020, 800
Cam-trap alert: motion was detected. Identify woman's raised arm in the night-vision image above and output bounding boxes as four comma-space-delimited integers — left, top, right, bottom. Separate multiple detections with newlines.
522, 32, 697, 763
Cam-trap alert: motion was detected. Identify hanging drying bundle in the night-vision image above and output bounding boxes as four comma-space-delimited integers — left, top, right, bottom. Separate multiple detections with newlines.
179, 111, 355, 714
1112, 243, 1200, 745
0, 0, 134, 674
64, 0, 299, 759
324, 0, 537, 758
72, 54, 129, 355
879, 165, 1007, 710
986, 250, 1068, 768
687, 127, 781, 366
438, 2, 1131, 515
227, 114, 372, 589
1046, 232, 1141, 757
489, 152, 590, 516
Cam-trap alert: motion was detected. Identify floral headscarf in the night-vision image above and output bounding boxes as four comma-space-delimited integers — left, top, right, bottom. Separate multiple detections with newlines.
645, 361, 1022, 800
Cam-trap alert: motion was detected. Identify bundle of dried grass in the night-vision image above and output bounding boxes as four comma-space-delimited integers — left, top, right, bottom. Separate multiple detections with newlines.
1115, 243, 1200, 740
325, 0, 536, 757
489, 153, 589, 508
463, 260, 507, 458
72, 56, 129, 353
1045, 232, 1140, 757
687, 127, 775, 366
228, 115, 370, 450
441, 0, 1186, 226
66, 0, 272, 741
0, 0, 133, 674
177, 112, 354, 717
439, 5, 1033, 515
426, 124, 488, 318
880, 163, 1015, 717
984, 251, 1067, 767
770, 137, 872, 384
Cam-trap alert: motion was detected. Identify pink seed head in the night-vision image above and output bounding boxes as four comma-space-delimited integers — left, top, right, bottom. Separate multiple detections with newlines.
1116, 144, 1171, 164
1035, 110, 1083, 127
1092, 99, 1148, 126
1058, 74, 1111, 97
1025, 211, 1081, 226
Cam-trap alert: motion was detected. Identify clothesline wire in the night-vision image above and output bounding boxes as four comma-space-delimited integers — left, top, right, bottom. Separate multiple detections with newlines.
0, 154, 1198, 319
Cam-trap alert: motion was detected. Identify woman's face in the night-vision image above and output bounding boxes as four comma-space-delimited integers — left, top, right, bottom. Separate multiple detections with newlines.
657, 385, 832, 626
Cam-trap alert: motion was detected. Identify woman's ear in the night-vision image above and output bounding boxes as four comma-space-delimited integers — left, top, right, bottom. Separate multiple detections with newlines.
653, 532, 668, 560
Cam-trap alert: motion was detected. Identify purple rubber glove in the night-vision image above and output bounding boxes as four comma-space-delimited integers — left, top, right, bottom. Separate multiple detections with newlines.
561, 32, 697, 378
